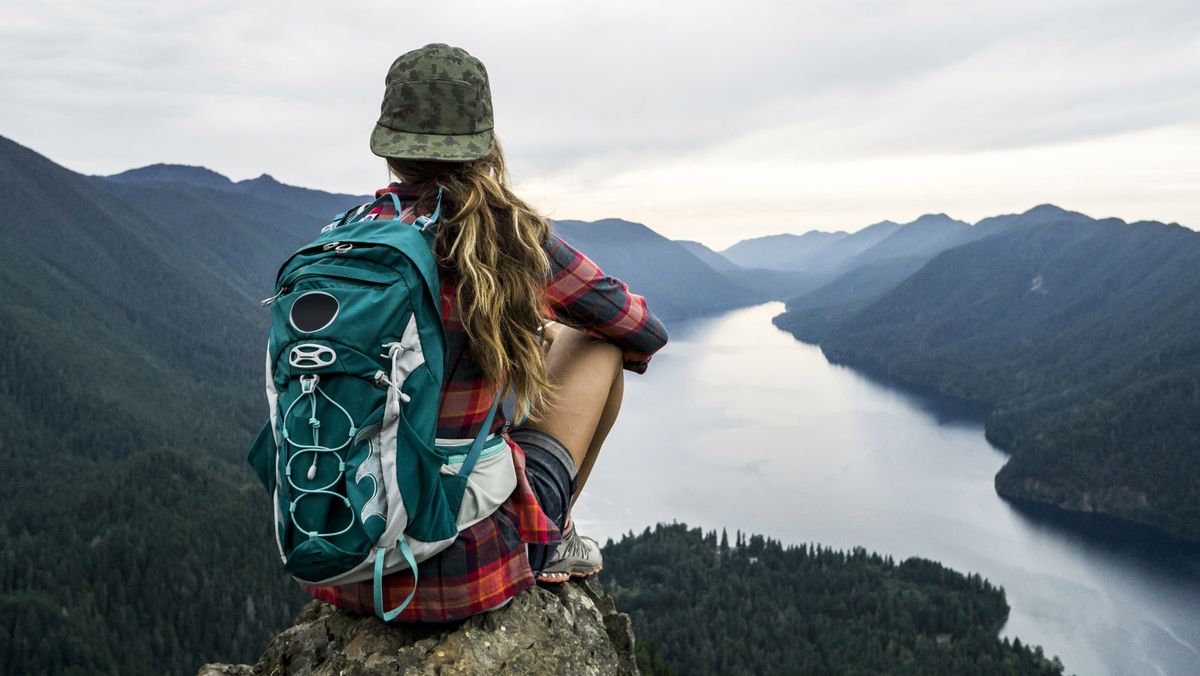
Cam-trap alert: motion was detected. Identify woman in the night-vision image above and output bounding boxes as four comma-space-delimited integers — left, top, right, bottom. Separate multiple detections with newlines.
300, 43, 667, 622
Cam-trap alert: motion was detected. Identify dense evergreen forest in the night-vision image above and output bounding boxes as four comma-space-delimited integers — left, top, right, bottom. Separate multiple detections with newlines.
603, 524, 1064, 676
775, 206, 1200, 541
0, 136, 339, 675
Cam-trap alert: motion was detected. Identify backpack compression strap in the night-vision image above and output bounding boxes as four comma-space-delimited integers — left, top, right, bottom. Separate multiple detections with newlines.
374, 536, 418, 622
372, 383, 503, 621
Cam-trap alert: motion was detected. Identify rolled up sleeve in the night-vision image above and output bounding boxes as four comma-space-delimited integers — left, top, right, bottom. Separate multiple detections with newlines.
543, 232, 668, 373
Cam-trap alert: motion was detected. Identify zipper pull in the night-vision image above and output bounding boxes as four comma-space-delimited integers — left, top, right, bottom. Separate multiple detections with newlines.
260, 286, 289, 307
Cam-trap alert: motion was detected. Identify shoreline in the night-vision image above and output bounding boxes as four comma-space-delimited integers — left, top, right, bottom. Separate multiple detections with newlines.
772, 309, 1200, 547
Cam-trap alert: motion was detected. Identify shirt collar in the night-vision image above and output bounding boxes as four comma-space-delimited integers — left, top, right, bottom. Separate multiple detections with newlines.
375, 181, 430, 200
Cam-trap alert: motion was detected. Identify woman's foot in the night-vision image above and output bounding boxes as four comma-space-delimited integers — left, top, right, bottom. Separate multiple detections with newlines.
537, 520, 603, 583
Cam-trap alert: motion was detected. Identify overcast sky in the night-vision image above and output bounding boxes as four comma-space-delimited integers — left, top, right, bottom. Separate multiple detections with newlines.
3, 0, 1198, 247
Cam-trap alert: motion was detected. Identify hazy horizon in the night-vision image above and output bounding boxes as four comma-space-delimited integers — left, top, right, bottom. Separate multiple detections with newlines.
4, 1, 1198, 247
7, 133, 1191, 251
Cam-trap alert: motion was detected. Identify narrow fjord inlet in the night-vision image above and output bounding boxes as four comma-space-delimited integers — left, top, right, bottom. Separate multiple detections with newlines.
579, 302, 1200, 676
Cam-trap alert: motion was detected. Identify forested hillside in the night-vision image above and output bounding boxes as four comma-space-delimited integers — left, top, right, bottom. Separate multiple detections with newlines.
780, 206, 1200, 541
771, 212, 1005, 343
603, 524, 1064, 676
774, 254, 932, 342
0, 136, 316, 675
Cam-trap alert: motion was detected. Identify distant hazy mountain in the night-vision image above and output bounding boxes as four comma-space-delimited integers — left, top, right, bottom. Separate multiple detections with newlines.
841, 213, 971, 270
678, 239, 740, 272
794, 219, 903, 275
772, 213, 983, 342
969, 203, 1095, 241
716, 213, 971, 283
236, 173, 372, 218
720, 230, 849, 270
788, 205, 1200, 541
107, 168, 762, 323
554, 218, 762, 320
777, 205, 1098, 343
108, 162, 237, 190
677, 239, 822, 303
106, 163, 370, 221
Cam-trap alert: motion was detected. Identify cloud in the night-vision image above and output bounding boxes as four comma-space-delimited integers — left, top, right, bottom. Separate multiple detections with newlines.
1, 0, 1197, 242
522, 122, 1200, 247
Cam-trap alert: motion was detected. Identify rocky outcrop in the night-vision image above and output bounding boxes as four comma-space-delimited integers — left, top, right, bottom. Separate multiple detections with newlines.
198, 578, 637, 676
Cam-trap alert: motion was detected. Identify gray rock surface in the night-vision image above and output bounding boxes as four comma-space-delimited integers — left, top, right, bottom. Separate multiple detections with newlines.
198, 578, 637, 675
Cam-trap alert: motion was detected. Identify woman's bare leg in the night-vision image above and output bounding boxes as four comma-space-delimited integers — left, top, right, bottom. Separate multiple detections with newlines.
527, 323, 624, 506
570, 357, 623, 508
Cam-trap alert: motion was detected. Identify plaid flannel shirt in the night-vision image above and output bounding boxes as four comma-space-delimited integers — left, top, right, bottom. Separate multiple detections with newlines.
300, 183, 668, 621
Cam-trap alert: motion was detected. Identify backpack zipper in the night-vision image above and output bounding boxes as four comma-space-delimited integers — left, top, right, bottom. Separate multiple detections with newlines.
261, 264, 391, 307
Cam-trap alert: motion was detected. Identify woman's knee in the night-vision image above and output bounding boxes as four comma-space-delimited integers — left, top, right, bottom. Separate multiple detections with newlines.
549, 324, 622, 367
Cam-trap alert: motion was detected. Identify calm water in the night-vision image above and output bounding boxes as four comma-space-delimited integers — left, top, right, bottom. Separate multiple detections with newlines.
574, 302, 1200, 676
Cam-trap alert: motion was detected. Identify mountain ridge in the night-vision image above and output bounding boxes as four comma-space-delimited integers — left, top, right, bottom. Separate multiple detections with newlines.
784, 208, 1200, 541
720, 229, 849, 270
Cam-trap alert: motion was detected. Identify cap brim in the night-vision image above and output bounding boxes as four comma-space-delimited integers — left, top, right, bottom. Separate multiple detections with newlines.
370, 123, 494, 162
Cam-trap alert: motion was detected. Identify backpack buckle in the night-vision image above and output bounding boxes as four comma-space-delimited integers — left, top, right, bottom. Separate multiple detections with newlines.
413, 186, 444, 232
299, 374, 320, 394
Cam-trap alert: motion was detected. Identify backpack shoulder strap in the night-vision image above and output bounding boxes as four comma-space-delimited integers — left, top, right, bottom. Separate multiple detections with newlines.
325, 187, 445, 233
457, 385, 504, 482
324, 202, 370, 232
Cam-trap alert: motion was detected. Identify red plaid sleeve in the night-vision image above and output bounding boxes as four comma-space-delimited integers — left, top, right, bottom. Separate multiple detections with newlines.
543, 232, 668, 373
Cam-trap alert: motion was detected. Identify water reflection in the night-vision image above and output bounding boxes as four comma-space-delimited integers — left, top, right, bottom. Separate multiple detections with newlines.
1003, 496, 1200, 581
822, 356, 991, 426
577, 302, 1200, 676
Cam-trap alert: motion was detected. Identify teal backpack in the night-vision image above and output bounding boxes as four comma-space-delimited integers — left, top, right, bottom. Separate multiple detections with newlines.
246, 189, 509, 620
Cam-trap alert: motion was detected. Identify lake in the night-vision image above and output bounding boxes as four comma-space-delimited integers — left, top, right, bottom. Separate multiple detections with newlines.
574, 302, 1200, 676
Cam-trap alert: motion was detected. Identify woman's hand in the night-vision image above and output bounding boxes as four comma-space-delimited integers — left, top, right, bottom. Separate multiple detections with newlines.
540, 321, 563, 350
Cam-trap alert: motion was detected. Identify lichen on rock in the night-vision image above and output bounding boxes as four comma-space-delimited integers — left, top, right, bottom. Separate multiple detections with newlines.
198, 577, 638, 676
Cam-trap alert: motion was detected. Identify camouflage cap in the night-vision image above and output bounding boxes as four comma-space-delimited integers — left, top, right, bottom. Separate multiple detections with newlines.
370, 43, 494, 162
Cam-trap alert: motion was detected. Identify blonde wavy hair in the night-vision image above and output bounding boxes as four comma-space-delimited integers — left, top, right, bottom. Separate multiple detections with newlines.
387, 138, 555, 422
